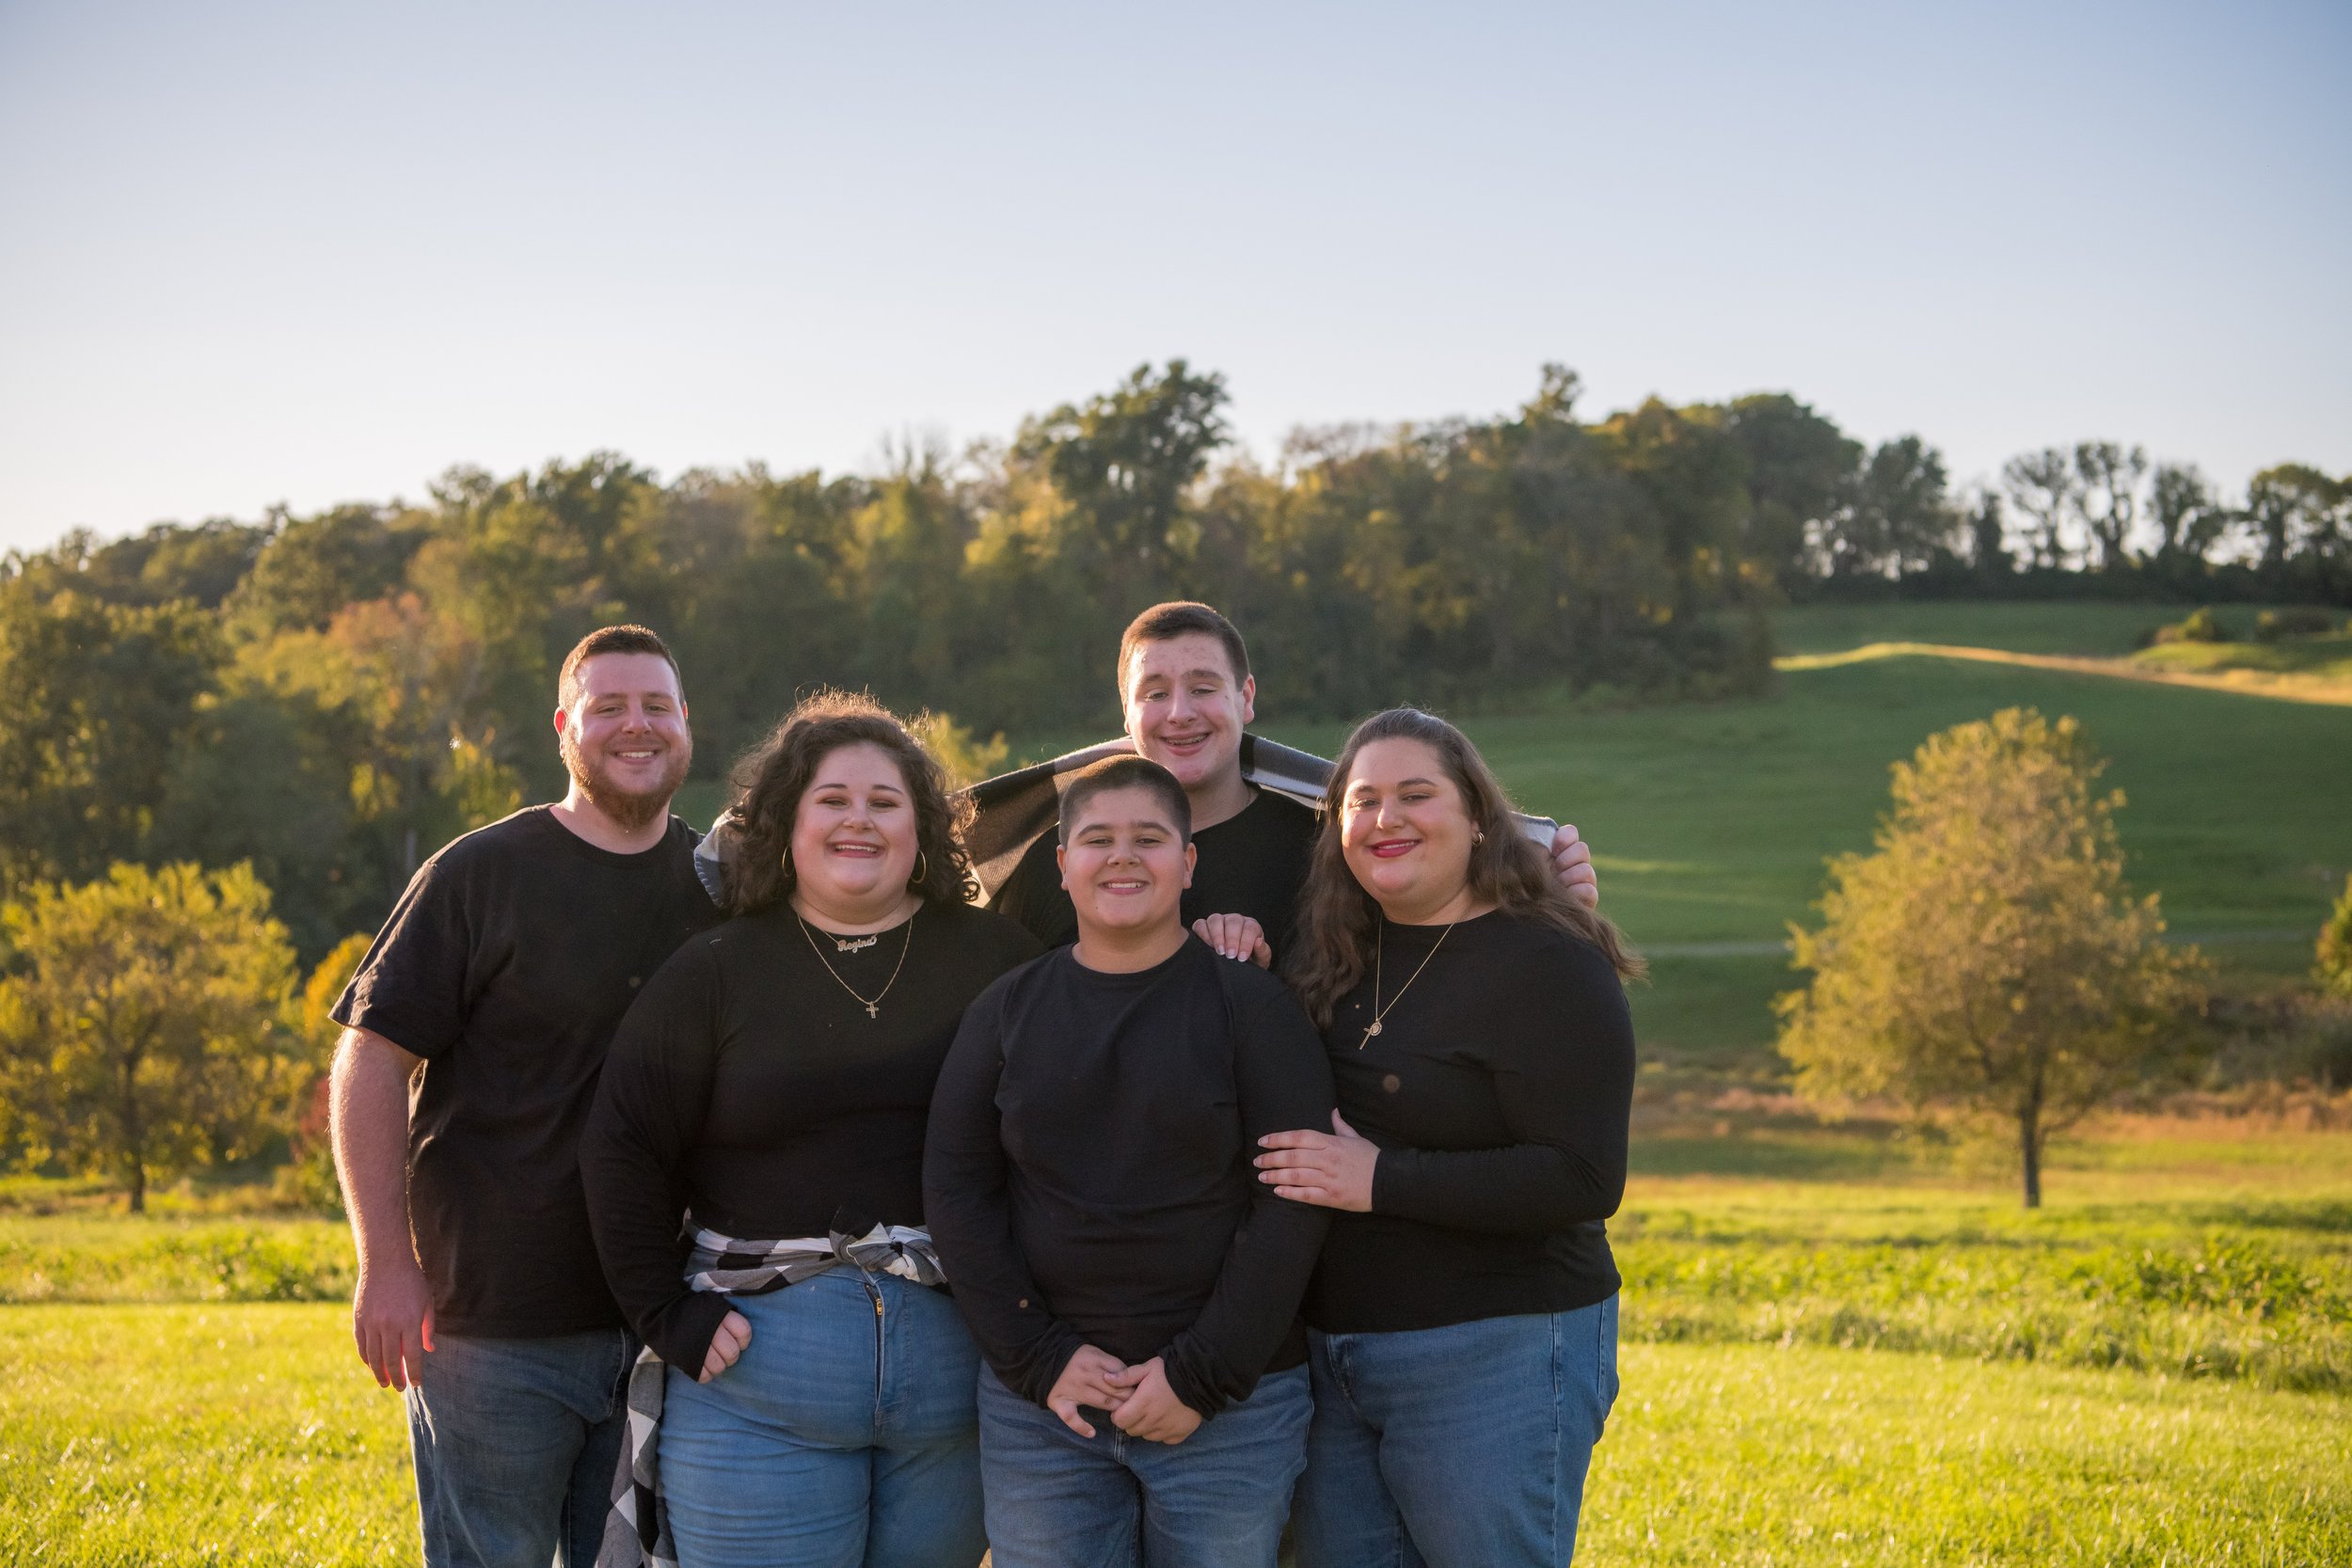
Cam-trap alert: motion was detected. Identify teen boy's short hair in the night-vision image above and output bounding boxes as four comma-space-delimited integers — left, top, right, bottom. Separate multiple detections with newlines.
1116, 602, 1250, 691
1057, 755, 1194, 847
558, 625, 682, 708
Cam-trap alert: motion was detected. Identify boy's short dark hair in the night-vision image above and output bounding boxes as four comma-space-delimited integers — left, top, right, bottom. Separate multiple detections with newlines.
1116, 602, 1249, 693
559, 625, 681, 708
1057, 755, 1193, 847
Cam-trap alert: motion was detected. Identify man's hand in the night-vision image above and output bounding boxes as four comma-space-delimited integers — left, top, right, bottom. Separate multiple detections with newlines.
1046, 1344, 1130, 1438
1550, 823, 1598, 910
353, 1255, 435, 1390
699, 1310, 751, 1384
1255, 1109, 1379, 1212
1106, 1356, 1202, 1445
1191, 912, 1272, 969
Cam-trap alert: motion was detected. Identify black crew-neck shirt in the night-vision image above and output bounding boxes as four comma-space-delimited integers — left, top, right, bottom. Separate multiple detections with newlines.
579, 899, 1042, 1369
925, 939, 1335, 1419
330, 806, 721, 1338
990, 786, 1321, 957
1304, 910, 1636, 1336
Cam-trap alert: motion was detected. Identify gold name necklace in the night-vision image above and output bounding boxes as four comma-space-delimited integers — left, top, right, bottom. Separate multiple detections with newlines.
798, 910, 914, 1020
1359, 917, 1454, 1049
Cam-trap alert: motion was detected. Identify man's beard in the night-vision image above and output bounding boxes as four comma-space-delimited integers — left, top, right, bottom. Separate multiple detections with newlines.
560, 730, 692, 832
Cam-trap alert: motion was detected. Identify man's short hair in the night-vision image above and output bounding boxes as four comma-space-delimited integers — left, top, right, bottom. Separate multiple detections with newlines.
1057, 755, 1194, 846
1116, 602, 1249, 693
559, 625, 682, 708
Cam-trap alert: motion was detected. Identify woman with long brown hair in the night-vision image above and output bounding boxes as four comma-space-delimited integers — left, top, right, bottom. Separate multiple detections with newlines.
580, 690, 1041, 1568
1256, 707, 1642, 1568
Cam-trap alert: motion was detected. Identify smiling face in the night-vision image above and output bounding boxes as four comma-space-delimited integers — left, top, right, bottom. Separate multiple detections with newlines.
1339, 736, 1480, 922
788, 741, 919, 918
1121, 632, 1255, 796
554, 651, 692, 832
1057, 784, 1197, 940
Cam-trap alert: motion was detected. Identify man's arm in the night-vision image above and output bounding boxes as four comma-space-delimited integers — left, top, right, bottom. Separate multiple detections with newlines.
330, 1025, 433, 1391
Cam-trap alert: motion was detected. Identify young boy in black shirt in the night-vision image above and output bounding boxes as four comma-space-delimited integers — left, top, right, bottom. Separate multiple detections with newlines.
925, 755, 1335, 1568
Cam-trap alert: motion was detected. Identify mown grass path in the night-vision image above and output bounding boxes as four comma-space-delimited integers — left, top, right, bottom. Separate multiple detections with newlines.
2, 1304, 2342, 1567
1776, 641, 2352, 707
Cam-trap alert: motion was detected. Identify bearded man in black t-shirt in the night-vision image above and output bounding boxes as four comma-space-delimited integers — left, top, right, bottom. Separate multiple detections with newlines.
328, 625, 720, 1568
991, 602, 1601, 965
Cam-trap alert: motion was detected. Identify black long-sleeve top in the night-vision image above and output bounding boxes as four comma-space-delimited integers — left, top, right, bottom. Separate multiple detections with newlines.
1302, 910, 1636, 1335
923, 938, 1336, 1419
579, 899, 1042, 1370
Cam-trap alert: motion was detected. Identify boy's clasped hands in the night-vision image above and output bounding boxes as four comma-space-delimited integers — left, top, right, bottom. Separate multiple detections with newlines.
1046, 1344, 1203, 1444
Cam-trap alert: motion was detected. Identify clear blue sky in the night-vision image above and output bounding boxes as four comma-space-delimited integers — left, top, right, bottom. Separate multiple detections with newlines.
2, 1, 2345, 552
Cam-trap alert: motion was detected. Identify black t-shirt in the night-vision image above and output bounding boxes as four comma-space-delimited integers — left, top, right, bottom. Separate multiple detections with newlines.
925, 938, 1336, 1419
579, 899, 1043, 1369
990, 786, 1321, 957
331, 807, 720, 1337
1304, 911, 1635, 1335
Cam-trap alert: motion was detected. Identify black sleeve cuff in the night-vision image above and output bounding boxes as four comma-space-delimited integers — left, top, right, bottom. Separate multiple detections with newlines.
643, 1289, 737, 1373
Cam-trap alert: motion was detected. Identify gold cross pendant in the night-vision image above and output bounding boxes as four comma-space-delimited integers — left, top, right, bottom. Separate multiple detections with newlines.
866, 1003, 880, 1019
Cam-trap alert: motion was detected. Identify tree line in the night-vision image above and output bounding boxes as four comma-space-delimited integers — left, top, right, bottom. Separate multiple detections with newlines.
7, 360, 2347, 971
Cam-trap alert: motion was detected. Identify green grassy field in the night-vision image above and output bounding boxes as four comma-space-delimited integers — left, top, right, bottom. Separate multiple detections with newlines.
1486, 652, 2350, 1061
8, 1125, 2347, 1565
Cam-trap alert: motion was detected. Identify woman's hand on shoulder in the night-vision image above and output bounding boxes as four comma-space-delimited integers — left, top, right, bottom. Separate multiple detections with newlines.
1255, 1110, 1377, 1211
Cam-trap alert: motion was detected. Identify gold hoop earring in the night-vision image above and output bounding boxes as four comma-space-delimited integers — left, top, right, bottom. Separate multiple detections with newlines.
909, 850, 930, 888
779, 848, 793, 879
1472, 828, 1486, 847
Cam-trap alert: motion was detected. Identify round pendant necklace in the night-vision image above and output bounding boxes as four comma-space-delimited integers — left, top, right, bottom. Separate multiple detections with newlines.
798, 910, 914, 1020
1358, 917, 1454, 1049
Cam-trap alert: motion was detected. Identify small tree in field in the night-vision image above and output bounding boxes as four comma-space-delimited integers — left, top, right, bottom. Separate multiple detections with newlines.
0, 862, 304, 1211
2317, 875, 2352, 1000
1776, 708, 2203, 1207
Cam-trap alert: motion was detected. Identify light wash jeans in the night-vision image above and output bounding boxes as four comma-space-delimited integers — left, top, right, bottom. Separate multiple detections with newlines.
405, 1325, 636, 1568
1295, 1295, 1620, 1568
656, 1270, 986, 1568
976, 1361, 1311, 1568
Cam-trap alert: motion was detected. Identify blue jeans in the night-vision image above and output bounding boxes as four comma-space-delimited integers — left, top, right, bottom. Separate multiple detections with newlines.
657, 1270, 985, 1568
405, 1326, 636, 1568
976, 1361, 1311, 1568
1295, 1296, 1619, 1568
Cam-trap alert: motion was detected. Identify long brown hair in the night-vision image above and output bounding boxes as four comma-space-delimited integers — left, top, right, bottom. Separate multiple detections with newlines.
723, 690, 978, 916
1285, 707, 1644, 1028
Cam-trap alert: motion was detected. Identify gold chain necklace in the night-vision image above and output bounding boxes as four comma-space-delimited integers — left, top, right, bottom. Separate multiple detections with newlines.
797, 909, 914, 1020
1358, 917, 1454, 1049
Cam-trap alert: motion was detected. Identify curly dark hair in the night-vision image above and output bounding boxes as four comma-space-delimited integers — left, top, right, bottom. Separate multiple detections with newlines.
1285, 706, 1643, 1028
722, 690, 978, 916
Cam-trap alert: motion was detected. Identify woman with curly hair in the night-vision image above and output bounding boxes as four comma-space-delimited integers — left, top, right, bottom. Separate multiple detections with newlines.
1255, 706, 1643, 1568
580, 690, 1041, 1568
